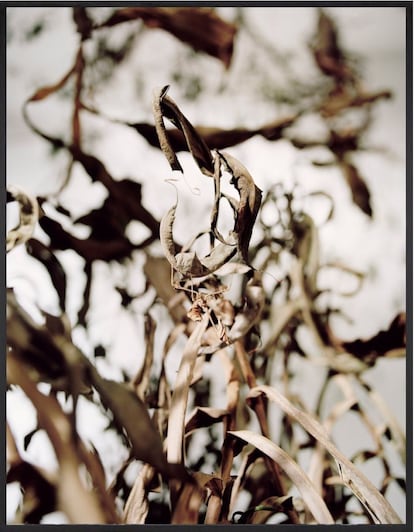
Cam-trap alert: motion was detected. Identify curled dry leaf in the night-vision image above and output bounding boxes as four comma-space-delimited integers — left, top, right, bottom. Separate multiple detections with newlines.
160, 202, 236, 279
153, 85, 214, 175
247, 385, 402, 524
219, 151, 262, 263
7, 185, 40, 252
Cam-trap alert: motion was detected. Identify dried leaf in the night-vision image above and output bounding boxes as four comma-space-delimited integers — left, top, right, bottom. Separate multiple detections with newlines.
339, 160, 372, 216
123, 463, 155, 524
247, 385, 402, 524
98, 7, 236, 67
7, 185, 40, 252
73, 7, 93, 40
160, 202, 236, 278
342, 313, 405, 363
311, 8, 354, 84
167, 314, 210, 465
154, 86, 214, 175
7, 460, 57, 523
219, 151, 262, 262
185, 407, 229, 435
7, 353, 107, 524
228, 430, 334, 524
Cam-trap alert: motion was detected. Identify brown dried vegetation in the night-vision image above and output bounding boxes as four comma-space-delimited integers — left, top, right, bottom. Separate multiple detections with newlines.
6, 7, 405, 525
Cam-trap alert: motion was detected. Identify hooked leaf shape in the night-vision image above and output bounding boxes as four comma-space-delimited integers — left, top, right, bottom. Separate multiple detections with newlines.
160, 203, 236, 278
219, 151, 263, 262
153, 86, 214, 176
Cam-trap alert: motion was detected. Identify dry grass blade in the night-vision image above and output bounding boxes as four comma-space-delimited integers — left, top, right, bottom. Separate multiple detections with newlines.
228, 430, 334, 524
167, 313, 210, 465
7, 185, 40, 252
248, 385, 402, 524
123, 463, 155, 524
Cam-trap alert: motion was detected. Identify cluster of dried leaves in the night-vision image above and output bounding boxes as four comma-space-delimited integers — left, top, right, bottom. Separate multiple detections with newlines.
6, 7, 405, 525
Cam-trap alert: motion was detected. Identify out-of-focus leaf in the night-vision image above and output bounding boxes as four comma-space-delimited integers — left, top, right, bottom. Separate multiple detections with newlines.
73, 7, 93, 40
228, 430, 334, 524
133, 313, 156, 402
153, 86, 214, 175
7, 185, 40, 252
342, 312, 405, 363
171, 481, 205, 524
247, 385, 402, 524
7, 354, 108, 524
339, 160, 372, 216
7, 289, 70, 386
39, 215, 134, 262
310, 8, 355, 84
89, 368, 191, 483
219, 151, 262, 263
123, 463, 155, 524
83, 102, 297, 150
98, 7, 237, 67
26, 238, 67, 313
7, 461, 57, 523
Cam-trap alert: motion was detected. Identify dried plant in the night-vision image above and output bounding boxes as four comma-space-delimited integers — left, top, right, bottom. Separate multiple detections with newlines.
6, 7, 405, 525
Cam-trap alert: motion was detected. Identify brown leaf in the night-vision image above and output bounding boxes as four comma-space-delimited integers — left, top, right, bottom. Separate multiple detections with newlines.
341, 312, 406, 364
339, 160, 372, 217
154, 86, 214, 175
311, 8, 355, 84
219, 151, 262, 262
7, 460, 57, 523
160, 202, 236, 279
73, 7, 93, 40
98, 7, 237, 67
185, 407, 229, 435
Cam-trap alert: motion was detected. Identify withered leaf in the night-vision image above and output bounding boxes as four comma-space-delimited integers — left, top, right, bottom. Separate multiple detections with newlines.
311, 8, 354, 84
339, 160, 372, 217
73, 7, 93, 41
39, 215, 135, 262
7, 461, 56, 523
342, 312, 406, 364
185, 407, 229, 435
26, 238, 67, 313
160, 202, 236, 278
219, 151, 262, 263
154, 86, 214, 175
98, 7, 237, 67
